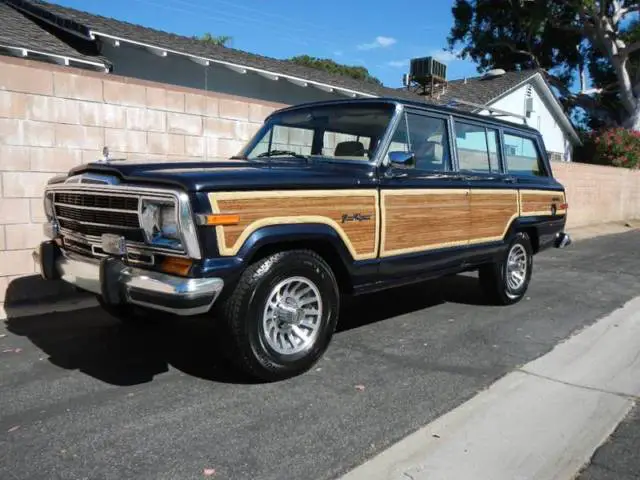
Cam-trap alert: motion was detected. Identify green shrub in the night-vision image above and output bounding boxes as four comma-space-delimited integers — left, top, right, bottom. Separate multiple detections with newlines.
585, 128, 640, 169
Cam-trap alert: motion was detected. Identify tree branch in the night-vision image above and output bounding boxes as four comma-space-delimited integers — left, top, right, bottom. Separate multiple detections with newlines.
488, 42, 541, 68
623, 40, 640, 56
612, 3, 640, 25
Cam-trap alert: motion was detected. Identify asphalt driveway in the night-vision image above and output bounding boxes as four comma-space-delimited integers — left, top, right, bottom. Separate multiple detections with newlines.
1, 231, 639, 480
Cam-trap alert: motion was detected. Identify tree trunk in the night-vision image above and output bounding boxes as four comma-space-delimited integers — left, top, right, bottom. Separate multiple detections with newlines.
625, 102, 640, 131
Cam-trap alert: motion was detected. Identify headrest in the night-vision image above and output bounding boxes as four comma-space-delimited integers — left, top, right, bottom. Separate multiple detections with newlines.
335, 141, 365, 157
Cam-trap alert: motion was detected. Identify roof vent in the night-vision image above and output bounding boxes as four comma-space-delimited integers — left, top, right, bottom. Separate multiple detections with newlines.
484, 68, 506, 78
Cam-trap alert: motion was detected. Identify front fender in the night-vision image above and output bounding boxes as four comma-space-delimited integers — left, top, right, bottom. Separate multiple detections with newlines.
198, 223, 362, 288
238, 223, 355, 265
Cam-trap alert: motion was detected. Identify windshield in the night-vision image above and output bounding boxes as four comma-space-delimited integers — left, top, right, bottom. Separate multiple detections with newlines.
239, 103, 396, 162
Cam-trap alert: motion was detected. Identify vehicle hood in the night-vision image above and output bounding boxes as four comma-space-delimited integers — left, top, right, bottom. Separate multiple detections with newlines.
58, 158, 379, 191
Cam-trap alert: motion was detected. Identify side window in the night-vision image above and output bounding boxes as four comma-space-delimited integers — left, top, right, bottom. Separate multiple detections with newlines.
388, 113, 450, 171
455, 122, 500, 173
503, 134, 547, 177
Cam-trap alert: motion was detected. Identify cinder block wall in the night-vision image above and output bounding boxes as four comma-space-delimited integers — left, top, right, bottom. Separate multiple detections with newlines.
1, 56, 639, 311
0, 56, 282, 310
552, 162, 640, 228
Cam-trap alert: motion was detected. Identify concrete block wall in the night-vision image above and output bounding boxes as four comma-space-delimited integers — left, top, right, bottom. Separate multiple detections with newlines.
552, 161, 640, 228
1, 56, 640, 310
0, 56, 282, 309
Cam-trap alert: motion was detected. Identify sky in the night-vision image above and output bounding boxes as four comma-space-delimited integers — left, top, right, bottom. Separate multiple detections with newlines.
50, 0, 479, 88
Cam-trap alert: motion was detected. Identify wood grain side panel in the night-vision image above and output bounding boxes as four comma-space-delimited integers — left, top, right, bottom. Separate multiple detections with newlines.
382, 190, 470, 256
209, 190, 379, 260
520, 190, 567, 216
470, 190, 519, 243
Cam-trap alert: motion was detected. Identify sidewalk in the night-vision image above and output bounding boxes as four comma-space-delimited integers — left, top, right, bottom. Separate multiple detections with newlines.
341, 296, 640, 480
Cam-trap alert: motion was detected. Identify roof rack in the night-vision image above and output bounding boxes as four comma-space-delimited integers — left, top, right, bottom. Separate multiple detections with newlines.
446, 98, 528, 124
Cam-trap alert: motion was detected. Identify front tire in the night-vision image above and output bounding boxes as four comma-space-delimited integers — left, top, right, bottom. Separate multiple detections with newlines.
220, 250, 340, 382
479, 232, 533, 305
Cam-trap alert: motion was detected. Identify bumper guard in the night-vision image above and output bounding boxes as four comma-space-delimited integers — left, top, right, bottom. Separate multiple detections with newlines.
33, 242, 223, 316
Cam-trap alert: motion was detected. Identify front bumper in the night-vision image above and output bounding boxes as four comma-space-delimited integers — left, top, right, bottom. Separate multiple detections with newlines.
33, 242, 223, 316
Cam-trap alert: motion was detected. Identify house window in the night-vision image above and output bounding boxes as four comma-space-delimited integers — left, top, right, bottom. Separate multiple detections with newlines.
454, 122, 500, 173
504, 133, 548, 176
547, 151, 563, 163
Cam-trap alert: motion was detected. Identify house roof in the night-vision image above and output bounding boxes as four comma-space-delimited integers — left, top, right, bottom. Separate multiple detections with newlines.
2, 0, 579, 145
0, 0, 106, 69
402, 69, 581, 145
5, 0, 423, 101
434, 70, 541, 111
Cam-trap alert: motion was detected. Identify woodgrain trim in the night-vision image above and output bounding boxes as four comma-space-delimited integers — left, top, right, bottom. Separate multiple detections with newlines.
519, 189, 567, 217
381, 189, 471, 257
208, 189, 380, 260
468, 189, 520, 245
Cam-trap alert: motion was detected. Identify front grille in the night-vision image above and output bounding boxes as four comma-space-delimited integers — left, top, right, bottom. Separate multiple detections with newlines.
51, 188, 181, 261
56, 192, 138, 211
53, 190, 144, 243
55, 205, 140, 228
58, 219, 146, 242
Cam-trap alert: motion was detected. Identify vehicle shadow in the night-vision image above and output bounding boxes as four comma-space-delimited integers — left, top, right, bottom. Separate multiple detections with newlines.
4, 273, 487, 386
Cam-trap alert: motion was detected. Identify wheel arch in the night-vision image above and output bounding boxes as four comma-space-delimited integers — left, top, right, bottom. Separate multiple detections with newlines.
236, 223, 356, 293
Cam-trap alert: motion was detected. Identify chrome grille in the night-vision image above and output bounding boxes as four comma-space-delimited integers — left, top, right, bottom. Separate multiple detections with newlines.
53, 191, 144, 243
46, 183, 200, 260
55, 205, 140, 228
55, 192, 139, 210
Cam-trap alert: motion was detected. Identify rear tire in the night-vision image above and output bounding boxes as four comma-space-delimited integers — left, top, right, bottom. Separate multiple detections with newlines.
219, 249, 339, 382
479, 232, 533, 305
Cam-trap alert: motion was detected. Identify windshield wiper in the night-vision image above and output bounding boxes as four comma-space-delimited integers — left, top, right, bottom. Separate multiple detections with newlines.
257, 150, 309, 160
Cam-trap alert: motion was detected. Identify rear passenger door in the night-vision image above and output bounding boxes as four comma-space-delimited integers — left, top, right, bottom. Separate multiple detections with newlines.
453, 119, 519, 247
379, 109, 471, 278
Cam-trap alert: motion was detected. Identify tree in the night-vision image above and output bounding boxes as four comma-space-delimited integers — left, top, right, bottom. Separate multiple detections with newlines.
448, 0, 640, 130
287, 55, 383, 86
194, 33, 232, 46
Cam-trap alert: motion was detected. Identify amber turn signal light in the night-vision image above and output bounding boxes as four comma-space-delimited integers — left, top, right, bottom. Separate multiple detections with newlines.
161, 256, 193, 276
202, 214, 240, 226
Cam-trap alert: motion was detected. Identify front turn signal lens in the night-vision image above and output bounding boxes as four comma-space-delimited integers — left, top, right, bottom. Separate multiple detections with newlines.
202, 214, 240, 226
161, 256, 193, 276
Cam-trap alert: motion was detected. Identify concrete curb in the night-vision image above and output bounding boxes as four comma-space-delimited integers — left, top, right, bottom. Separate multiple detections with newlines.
340, 297, 640, 480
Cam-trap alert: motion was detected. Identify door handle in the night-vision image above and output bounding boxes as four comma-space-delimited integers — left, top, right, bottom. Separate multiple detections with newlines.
504, 176, 517, 183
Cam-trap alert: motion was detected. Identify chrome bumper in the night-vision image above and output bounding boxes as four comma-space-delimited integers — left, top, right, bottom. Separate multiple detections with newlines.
33, 248, 223, 316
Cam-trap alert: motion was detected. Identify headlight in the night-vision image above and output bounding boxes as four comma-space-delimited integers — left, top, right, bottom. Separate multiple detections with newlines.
44, 192, 54, 221
140, 199, 182, 249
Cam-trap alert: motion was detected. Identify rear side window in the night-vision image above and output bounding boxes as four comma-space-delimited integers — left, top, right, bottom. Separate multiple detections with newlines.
504, 134, 547, 177
455, 122, 500, 173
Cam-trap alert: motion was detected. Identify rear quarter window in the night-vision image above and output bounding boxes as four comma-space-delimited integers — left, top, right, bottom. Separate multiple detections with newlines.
504, 134, 548, 177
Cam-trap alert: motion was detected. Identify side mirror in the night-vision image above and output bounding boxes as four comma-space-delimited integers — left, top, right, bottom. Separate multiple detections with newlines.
388, 151, 415, 168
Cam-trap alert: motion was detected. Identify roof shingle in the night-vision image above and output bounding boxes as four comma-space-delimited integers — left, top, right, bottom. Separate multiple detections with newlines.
7, 0, 423, 101
0, 1, 105, 66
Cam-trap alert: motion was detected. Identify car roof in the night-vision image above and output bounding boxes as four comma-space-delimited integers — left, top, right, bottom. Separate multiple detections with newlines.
269, 97, 541, 136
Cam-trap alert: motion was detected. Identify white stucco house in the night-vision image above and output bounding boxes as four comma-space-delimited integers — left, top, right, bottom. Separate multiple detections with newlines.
3, 0, 579, 162
425, 69, 581, 162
